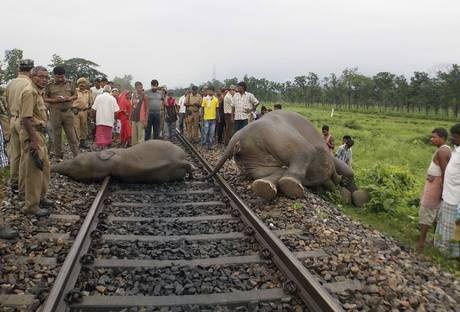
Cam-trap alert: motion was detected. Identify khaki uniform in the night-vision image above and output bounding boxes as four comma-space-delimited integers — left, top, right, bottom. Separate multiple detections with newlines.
185, 94, 202, 143
72, 89, 92, 141
19, 84, 50, 213
45, 80, 79, 157
5, 74, 32, 189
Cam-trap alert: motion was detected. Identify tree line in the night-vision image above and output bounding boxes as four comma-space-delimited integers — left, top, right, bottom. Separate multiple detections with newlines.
174, 65, 460, 119
0, 48, 134, 92
2, 48, 458, 119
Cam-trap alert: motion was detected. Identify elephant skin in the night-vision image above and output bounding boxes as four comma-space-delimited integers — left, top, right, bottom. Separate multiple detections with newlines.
211, 110, 367, 204
52, 140, 192, 183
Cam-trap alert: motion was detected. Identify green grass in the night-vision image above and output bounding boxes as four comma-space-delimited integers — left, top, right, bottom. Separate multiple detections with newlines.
280, 103, 459, 274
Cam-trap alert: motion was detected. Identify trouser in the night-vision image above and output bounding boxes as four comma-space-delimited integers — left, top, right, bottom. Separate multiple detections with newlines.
50, 109, 79, 157
8, 116, 22, 189
185, 111, 200, 143
223, 113, 233, 145
200, 119, 216, 147
131, 121, 144, 145
19, 131, 50, 213
216, 119, 225, 144
73, 110, 88, 141
145, 112, 161, 140
178, 113, 186, 134
166, 121, 176, 139
234, 119, 248, 133
159, 109, 165, 138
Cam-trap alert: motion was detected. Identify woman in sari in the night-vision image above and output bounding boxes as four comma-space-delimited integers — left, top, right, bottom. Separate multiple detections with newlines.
117, 91, 132, 147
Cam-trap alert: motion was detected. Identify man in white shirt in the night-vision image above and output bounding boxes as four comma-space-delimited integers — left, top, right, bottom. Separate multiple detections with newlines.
223, 86, 235, 145
90, 78, 103, 101
231, 81, 259, 133
177, 90, 188, 134
435, 123, 460, 258
91, 85, 119, 149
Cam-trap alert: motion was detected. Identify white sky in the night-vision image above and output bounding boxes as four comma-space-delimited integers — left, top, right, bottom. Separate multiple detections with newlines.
1, 0, 459, 87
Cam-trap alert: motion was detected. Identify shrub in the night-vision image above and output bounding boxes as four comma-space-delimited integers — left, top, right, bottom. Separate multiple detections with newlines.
357, 163, 417, 214
344, 120, 362, 130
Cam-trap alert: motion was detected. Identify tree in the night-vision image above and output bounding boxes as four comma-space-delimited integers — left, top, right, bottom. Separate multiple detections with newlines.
48, 54, 106, 82
113, 74, 134, 91
4, 49, 23, 82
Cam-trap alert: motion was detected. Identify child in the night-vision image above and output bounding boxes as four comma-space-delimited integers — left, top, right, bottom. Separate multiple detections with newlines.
335, 135, 354, 167
322, 125, 334, 153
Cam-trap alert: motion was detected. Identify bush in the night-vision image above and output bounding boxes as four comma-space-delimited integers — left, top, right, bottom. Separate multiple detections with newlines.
357, 163, 417, 214
343, 120, 362, 130
409, 135, 431, 146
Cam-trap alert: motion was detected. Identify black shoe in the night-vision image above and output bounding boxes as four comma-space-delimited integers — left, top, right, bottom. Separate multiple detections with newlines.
0, 225, 18, 239
40, 198, 55, 208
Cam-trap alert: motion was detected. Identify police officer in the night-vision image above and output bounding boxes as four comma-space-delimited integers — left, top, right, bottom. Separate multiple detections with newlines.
44, 66, 79, 160
73, 77, 92, 148
4, 59, 34, 195
19, 66, 51, 217
185, 86, 203, 143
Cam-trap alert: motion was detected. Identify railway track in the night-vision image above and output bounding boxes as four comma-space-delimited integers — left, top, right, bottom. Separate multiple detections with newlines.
5, 132, 343, 311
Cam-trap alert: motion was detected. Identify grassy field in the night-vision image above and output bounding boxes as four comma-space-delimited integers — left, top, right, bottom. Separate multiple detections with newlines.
282, 103, 459, 274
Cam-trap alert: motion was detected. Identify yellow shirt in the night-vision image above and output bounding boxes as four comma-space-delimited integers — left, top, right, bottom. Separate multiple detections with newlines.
201, 96, 219, 120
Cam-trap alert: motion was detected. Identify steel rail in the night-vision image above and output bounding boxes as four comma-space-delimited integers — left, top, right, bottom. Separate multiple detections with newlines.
176, 131, 343, 312
42, 176, 111, 312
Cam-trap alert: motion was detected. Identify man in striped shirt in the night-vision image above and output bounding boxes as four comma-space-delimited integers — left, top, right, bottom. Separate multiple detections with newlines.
231, 82, 259, 133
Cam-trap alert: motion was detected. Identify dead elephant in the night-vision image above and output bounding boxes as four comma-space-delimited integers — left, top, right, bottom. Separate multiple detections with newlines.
52, 140, 192, 183
211, 110, 368, 206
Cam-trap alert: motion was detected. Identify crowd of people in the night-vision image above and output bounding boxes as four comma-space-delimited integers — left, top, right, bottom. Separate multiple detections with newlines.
0, 60, 458, 260
0, 60, 271, 238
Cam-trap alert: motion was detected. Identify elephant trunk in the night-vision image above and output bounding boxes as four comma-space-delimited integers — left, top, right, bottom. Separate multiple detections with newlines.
208, 135, 239, 178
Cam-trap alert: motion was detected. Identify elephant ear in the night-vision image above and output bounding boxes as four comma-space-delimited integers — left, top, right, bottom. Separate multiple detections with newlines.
98, 150, 116, 161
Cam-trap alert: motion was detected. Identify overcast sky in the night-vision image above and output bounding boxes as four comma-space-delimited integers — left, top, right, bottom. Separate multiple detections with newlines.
1, 0, 459, 87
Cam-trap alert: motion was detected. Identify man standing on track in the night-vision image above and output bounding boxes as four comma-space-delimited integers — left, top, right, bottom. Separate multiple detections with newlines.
177, 90, 188, 135
144, 79, 163, 140
231, 81, 259, 132
185, 86, 202, 143
72, 77, 92, 149
223, 85, 235, 145
19, 66, 52, 218
44, 66, 79, 160
5, 59, 34, 196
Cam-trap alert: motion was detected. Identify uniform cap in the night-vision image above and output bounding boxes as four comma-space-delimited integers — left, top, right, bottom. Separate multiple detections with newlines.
77, 77, 88, 85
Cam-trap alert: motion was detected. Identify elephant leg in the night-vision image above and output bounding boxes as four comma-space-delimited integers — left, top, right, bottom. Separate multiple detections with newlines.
278, 159, 310, 199
251, 168, 285, 200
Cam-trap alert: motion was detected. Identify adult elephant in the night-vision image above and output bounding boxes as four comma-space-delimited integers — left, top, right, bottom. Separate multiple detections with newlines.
210, 110, 368, 206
